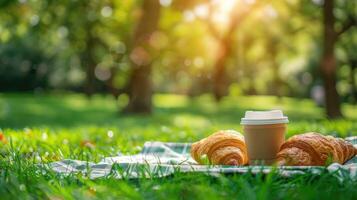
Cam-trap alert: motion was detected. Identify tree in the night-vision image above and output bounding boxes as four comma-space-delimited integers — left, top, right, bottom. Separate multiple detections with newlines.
60, 0, 110, 97
0, 1, 56, 91
204, 1, 263, 101
321, 0, 356, 118
123, 0, 161, 113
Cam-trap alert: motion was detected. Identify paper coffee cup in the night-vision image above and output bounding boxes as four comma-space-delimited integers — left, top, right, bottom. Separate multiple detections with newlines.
241, 110, 288, 165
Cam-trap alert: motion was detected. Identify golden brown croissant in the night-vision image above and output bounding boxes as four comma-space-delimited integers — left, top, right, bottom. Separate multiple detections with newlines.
191, 130, 248, 165
276, 132, 356, 166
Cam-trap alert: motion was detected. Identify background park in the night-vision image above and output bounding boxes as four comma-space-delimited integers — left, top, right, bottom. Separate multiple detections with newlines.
0, 0, 356, 199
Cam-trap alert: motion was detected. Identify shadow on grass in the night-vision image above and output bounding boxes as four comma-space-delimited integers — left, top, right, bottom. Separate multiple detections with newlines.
0, 93, 356, 129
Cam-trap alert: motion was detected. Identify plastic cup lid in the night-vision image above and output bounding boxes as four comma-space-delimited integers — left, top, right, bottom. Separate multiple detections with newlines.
240, 110, 289, 125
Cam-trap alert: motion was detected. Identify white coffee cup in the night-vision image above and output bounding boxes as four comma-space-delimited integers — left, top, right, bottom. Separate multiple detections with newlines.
241, 110, 289, 165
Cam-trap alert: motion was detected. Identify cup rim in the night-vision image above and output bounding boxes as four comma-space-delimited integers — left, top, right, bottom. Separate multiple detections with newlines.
240, 118, 289, 125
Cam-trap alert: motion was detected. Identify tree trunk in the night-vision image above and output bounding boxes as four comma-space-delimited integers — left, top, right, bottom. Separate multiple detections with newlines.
123, 0, 160, 114
241, 35, 256, 95
83, 37, 96, 98
106, 66, 120, 99
211, 2, 259, 101
213, 37, 231, 101
269, 38, 282, 98
321, 0, 343, 118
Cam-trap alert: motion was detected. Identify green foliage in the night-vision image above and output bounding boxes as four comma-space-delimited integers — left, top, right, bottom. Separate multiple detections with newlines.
0, 0, 137, 91
0, 0, 355, 100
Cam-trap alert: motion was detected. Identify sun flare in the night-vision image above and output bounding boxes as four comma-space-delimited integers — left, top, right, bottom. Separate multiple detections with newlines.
211, 0, 238, 25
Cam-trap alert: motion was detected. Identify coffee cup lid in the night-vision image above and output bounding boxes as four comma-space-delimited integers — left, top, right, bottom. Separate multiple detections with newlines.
241, 110, 288, 125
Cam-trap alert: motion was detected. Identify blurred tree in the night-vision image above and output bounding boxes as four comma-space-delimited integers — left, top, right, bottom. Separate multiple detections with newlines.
57, 0, 111, 97
123, 0, 161, 113
123, 0, 207, 112
261, 1, 303, 98
152, 2, 215, 96
267, 36, 284, 98
0, 1, 55, 91
42, 0, 136, 98
205, 1, 262, 101
0, 38, 53, 91
321, 0, 355, 118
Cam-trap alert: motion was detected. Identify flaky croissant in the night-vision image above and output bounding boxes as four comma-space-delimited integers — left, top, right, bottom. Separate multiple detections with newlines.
276, 132, 356, 166
191, 130, 248, 165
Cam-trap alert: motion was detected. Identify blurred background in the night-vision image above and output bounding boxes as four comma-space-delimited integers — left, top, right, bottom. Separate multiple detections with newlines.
0, 0, 356, 120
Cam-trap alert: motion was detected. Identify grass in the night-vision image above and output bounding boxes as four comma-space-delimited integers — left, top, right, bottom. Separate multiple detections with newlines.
0, 93, 356, 199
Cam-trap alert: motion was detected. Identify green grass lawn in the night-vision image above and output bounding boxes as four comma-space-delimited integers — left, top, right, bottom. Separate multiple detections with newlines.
0, 93, 356, 199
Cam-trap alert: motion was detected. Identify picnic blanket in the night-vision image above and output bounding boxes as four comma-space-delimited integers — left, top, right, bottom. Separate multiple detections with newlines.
50, 137, 357, 179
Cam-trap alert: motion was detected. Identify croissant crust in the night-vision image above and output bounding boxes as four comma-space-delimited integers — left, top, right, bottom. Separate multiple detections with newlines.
277, 132, 356, 166
191, 130, 248, 165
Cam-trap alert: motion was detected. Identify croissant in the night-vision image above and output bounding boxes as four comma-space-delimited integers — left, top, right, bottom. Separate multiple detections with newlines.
276, 132, 356, 166
191, 130, 248, 165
